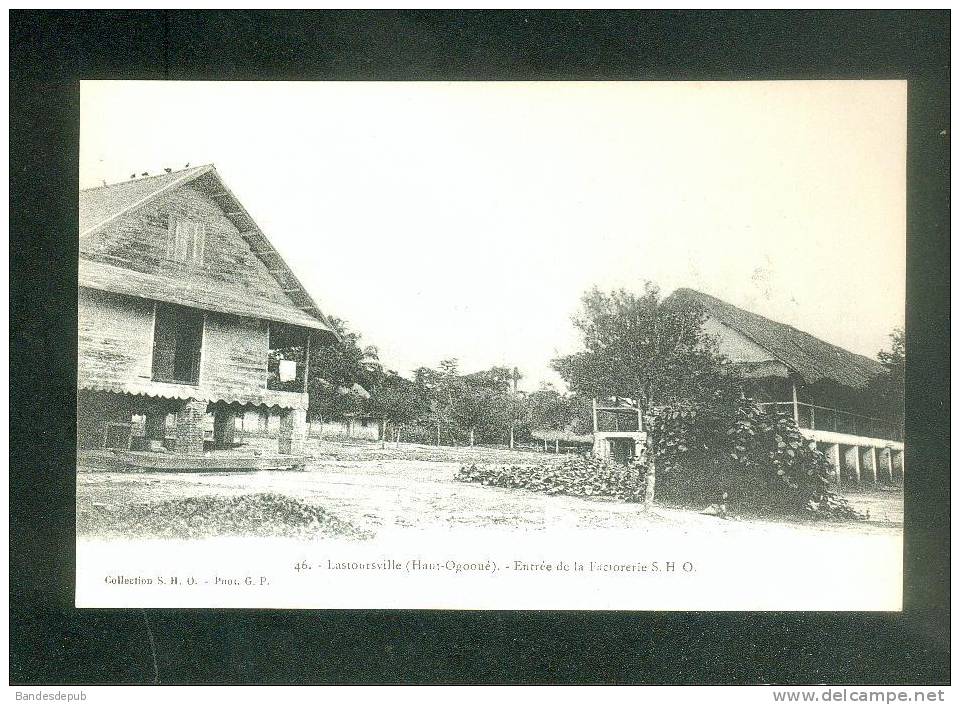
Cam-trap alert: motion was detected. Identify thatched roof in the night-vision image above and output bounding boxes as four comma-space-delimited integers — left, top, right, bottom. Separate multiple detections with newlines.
79, 165, 338, 337
669, 288, 886, 390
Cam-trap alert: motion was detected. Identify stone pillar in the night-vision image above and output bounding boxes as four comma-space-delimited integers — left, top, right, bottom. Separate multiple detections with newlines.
175, 399, 208, 455
843, 445, 861, 484
213, 410, 236, 448
278, 408, 307, 455
825, 443, 842, 488
892, 450, 905, 484
144, 413, 166, 441
877, 447, 894, 485
860, 446, 878, 485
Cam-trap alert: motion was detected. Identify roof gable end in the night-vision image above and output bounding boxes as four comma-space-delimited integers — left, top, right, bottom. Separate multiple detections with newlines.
79, 166, 338, 338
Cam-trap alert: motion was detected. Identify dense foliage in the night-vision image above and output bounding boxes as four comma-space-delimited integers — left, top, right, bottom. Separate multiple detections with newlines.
553, 283, 865, 518
868, 327, 905, 438
456, 456, 646, 501
649, 396, 863, 518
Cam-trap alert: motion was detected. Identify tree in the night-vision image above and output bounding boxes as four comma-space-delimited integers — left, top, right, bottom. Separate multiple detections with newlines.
553, 284, 734, 507
870, 327, 905, 436
414, 359, 460, 445
448, 368, 513, 446
528, 385, 572, 433
307, 317, 380, 424
367, 373, 428, 447
505, 389, 530, 450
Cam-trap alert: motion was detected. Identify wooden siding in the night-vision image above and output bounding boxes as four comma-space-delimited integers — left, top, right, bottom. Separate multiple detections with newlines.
78, 288, 155, 385
79, 182, 323, 329
201, 312, 270, 394
78, 288, 306, 410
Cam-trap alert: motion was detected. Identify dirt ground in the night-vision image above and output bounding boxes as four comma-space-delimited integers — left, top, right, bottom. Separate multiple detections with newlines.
77, 439, 903, 540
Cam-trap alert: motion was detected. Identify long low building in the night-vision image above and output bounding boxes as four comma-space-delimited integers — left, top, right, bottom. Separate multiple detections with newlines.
668, 288, 904, 487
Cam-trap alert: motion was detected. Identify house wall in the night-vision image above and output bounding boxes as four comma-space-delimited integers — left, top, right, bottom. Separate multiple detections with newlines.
309, 418, 381, 441
201, 312, 270, 393
78, 288, 155, 385
78, 287, 305, 409
703, 316, 777, 364
233, 413, 381, 441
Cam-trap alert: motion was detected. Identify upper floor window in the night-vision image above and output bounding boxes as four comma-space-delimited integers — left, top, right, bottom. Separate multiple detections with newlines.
152, 302, 204, 385
166, 216, 206, 264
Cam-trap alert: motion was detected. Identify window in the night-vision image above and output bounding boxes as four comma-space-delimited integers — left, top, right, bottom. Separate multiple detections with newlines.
266, 323, 307, 392
152, 303, 204, 385
166, 216, 206, 264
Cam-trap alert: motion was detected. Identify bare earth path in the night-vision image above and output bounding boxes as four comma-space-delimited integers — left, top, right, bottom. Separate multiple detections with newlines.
77, 440, 903, 540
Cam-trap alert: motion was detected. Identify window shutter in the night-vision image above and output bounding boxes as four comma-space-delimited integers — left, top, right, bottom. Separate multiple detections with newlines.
166, 218, 206, 264
166, 215, 177, 258
191, 222, 206, 263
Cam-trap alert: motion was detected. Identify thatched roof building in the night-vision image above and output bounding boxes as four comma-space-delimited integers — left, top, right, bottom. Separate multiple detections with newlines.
668, 288, 885, 390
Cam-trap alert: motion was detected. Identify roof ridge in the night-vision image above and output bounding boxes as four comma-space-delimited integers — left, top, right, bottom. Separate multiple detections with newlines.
670, 286, 884, 388
79, 165, 214, 237
80, 164, 213, 193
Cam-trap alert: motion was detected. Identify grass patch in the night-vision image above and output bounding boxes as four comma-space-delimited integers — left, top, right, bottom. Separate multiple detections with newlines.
78, 492, 370, 540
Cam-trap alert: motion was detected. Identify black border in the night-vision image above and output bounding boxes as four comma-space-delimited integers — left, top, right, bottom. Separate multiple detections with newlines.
10, 10, 950, 685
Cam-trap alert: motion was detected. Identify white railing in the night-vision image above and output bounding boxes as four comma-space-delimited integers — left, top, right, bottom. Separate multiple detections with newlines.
757, 401, 902, 443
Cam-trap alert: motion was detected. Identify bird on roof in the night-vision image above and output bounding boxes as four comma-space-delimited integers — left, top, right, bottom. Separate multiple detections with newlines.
140, 171, 148, 176
164, 167, 172, 173
129, 173, 136, 179
184, 162, 190, 167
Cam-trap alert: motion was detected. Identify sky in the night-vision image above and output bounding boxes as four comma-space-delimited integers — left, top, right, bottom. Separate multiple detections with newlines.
80, 81, 906, 390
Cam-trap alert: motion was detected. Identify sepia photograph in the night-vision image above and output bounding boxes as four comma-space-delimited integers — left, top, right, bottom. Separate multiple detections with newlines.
74, 79, 907, 611
10, 7, 951, 692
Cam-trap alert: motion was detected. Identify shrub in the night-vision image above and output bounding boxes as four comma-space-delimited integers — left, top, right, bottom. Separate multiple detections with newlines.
455, 455, 646, 502
649, 396, 864, 520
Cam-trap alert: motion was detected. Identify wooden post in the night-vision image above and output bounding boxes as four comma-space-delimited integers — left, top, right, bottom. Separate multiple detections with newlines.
809, 405, 816, 431
555, 439, 559, 454
592, 398, 599, 433
791, 382, 800, 425
302, 331, 311, 394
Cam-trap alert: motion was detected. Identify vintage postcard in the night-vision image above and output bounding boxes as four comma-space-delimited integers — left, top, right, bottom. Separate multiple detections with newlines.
75, 80, 905, 610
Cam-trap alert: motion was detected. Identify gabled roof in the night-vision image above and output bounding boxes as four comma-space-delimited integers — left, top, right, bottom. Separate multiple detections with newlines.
79, 165, 338, 338
669, 288, 886, 390
80, 166, 212, 236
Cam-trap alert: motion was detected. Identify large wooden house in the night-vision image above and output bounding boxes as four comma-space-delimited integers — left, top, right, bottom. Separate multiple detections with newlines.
668, 288, 904, 486
78, 165, 338, 466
